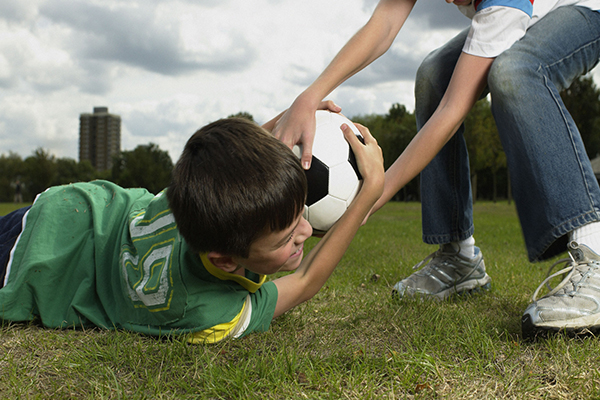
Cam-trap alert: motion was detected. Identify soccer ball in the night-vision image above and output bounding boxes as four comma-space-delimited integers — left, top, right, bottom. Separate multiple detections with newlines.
293, 111, 363, 233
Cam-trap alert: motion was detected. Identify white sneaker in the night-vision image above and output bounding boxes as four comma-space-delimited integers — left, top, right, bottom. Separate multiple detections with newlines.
393, 244, 492, 300
522, 241, 600, 339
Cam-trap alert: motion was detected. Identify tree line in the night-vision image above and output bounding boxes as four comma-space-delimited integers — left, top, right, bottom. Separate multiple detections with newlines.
1, 76, 599, 203
0, 144, 173, 203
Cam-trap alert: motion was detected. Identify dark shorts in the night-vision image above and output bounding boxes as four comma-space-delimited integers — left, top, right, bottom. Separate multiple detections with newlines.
0, 206, 31, 287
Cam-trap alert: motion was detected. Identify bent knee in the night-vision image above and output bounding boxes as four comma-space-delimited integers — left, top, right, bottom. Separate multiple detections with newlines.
415, 51, 452, 99
488, 52, 541, 99
415, 54, 436, 92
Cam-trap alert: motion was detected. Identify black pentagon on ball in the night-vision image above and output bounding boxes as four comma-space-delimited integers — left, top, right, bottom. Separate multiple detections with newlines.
304, 156, 329, 207
304, 134, 364, 207
348, 134, 364, 181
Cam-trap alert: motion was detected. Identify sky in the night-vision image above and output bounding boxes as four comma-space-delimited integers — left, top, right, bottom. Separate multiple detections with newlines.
1, 0, 598, 163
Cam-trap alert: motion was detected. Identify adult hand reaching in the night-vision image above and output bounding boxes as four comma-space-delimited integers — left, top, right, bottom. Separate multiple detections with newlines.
272, 99, 341, 170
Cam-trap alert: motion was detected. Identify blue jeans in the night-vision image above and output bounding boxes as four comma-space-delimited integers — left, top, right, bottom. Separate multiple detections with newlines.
417, 6, 600, 262
0, 206, 30, 287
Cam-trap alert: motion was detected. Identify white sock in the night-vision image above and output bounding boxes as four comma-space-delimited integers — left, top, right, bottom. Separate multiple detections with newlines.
447, 236, 475, 259
570, 222, 600, 255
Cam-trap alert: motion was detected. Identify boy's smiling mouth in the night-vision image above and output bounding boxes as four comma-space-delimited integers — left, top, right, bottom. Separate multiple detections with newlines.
291, 245, 303, 258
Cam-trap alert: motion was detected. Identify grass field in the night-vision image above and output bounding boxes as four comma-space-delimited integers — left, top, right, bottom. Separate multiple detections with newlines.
0, 203, 31, 216
1, 201, 600, 399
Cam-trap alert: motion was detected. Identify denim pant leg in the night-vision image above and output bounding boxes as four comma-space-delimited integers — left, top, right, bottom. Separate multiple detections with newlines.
418, 7, 600, 261
0, 206, 31, 286
417, 29, 476, 245
488, 6, 600, 261
489, 6, 600, 261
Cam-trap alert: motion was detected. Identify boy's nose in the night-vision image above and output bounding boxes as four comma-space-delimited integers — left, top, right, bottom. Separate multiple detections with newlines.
298, 216, 313, 239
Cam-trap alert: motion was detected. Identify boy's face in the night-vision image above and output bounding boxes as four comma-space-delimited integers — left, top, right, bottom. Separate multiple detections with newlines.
234, 213, 313, 275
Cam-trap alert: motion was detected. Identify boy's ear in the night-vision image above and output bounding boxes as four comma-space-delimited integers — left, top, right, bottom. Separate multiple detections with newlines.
207, 251, 240, 273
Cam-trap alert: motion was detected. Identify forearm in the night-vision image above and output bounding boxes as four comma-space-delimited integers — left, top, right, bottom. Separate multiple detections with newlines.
296, 0, 416, 107
304, 178, 381, 274
371, 53, 494, 213
373, 109, 461, 210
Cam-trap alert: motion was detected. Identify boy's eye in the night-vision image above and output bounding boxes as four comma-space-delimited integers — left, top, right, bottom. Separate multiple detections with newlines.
283, 233, 294, 245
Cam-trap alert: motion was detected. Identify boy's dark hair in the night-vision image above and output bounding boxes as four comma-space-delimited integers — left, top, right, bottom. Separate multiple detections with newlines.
167, 118, 307, 258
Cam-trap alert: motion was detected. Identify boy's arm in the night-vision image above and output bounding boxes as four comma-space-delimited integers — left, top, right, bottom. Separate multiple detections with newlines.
369, 52, 495, 215
272, 123, 384, 318
273, 0, 417, 169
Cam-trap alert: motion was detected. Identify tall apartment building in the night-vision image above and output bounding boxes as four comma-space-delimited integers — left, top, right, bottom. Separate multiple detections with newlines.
79, 107, 121, 171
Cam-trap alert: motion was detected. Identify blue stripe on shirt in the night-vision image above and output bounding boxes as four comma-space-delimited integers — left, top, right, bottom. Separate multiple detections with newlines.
475, 0, 534, 16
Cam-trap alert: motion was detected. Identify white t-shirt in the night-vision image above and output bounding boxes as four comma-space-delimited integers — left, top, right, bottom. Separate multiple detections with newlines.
458, 0, 600, 57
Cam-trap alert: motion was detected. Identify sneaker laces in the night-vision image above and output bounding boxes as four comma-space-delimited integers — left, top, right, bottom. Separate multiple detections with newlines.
531, 255, 576, 302
531, 241, 594, 302
412, 244, 460, 271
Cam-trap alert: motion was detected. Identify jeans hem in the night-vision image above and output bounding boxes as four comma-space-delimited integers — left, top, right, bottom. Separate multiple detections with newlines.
422, 224, 475, 245
529, 209, 600, 262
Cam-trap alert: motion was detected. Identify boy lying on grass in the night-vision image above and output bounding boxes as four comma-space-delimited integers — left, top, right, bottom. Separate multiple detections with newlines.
0, 115, 383, 343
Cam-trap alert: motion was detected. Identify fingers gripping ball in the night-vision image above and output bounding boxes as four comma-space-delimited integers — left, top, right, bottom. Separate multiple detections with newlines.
293, 111, 364, 233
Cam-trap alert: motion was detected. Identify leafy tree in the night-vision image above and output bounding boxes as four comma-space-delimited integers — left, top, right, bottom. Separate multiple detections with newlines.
53, 158, 97, 186
0, 150, 104, 202
112, 143, 173, 194
560, 75, 600, 159
23, 149, 57, 200
352, 103, 418, 201
353, 105, 410, 170
464, 98, 506, 202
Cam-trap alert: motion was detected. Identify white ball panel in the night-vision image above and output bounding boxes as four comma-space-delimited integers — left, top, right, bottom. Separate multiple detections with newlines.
328, 163, 360, 201
292, 145, 301, 159
312, 131, 349, 167
306, 196, 347, 232
293, 111, 359, 168
302, 204, 309, 220
345, 181, 362, 207
328, 112, 362, 137
315, 109, 333, 127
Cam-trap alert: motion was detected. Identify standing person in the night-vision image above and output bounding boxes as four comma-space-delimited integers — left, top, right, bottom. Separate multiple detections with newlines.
273, 0, 600, 338
13, 180, 22, 203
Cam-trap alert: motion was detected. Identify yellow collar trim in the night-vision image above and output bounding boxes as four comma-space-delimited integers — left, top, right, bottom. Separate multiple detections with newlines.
199, 253, 265, 293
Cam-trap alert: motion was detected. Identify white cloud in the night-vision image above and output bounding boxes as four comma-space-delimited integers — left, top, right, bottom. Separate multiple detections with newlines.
39, 1, 256, 76
0, 0, 38, 23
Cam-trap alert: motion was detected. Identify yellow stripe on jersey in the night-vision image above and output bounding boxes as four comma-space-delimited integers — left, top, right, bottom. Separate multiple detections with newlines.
199, 253, 266, 293
187, 295, 251, 344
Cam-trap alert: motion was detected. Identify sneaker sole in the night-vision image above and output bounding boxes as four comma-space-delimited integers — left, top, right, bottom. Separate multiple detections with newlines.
521, 313, 600, 340
392, 275, 492, 301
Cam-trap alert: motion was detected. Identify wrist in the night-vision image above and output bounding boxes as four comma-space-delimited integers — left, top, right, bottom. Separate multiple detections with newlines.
353, 181, 383, 211
294, 88, 323, 110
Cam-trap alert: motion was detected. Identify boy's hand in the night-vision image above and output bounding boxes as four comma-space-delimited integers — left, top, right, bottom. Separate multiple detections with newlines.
341, 122, 384, 202
273, 99, 342, 170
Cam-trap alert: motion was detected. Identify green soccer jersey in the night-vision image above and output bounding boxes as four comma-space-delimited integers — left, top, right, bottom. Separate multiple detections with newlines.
1, 180, 278, 343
